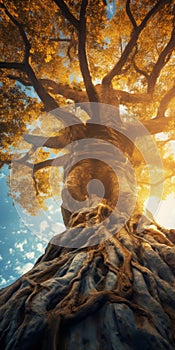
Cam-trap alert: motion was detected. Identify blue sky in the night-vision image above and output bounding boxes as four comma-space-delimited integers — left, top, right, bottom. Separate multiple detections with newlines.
0, 165, 65, 288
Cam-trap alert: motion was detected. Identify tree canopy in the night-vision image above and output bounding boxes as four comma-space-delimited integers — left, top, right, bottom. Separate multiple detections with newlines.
0, 0, 175, 219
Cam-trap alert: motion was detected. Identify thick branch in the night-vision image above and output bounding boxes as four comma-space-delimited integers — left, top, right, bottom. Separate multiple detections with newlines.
96, 85, 151, 104
7, 74, 88, 103
156, 83, 175, 118
52, 0, 80, 29
133, 60, 149, 79
40, 79, 87, 102
77, 0, 99, 103
7, 75, 151, 105
24, 64, 59, 111
148, 26, 175, 94
33, 154, 69, 172
7, 74, 31, 86
44, 37, 72, 42
142, 116, 175, 135
102, 0, 171, 86
0, 61, 25, 70
16, 154, 70, 172
53, 0, 99, 103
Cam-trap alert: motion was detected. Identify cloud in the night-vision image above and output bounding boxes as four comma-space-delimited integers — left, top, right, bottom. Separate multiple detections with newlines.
9, 248, 14, 255
25, 251, 35, 259
0, 173, 5, 179
39, 220, 49, 232
14, 239, 27, 252
15, 262, 33, 275
0, 276, 7, 286
36, 243, 44, 253
0, 255, 3, 261
52, 223, 65, 234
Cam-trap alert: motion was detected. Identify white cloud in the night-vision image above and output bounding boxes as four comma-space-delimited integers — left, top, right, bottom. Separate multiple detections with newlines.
36, 243, 44, 253
39, 220, 49, 232
0, 173, 5, 179
25, 251, 35, 259
0, 255, 3, 261
0, 275, 16, 288
9, 248, 14, 255
14, 239, 27, 252
52, 223, 65, 234
0, 276, 7, 286
15, 262, 33, 275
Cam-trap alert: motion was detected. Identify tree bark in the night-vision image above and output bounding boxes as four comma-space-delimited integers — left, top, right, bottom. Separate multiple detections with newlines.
0, 209, 175, 350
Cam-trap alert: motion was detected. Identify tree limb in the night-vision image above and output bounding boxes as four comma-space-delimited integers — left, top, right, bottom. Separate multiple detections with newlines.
0, 4, 59, 112
141, 116, 175, 135
7, 75, 88, 102
156, 82, 175, 118
133, 60, 149, 79
102, 0, 171, 86
53, 0, 99, 103
126, 0, 137, 29
16, 154, 69, 172
0, 61, 25, 70
24, 64, 59, 111
33, 154, 69, 173
52, 0, 80, 30
44, 36, 72, 42
148, 26, 175, 94
1, 2, 31, 63
77, 0, 99, 103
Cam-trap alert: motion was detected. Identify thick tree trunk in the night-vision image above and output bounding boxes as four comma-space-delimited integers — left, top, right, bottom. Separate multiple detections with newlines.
1, 102, 175, 349
0, 209, 175, 350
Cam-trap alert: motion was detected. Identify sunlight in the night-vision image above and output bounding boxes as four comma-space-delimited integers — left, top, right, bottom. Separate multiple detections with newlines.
152, 194, 175, 229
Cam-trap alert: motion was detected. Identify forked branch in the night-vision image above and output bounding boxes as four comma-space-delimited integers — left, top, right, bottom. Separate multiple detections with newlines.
102, 0, 171, 86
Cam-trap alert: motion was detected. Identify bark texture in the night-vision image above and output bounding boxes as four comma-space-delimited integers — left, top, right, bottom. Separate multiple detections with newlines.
0, 208, 175, 350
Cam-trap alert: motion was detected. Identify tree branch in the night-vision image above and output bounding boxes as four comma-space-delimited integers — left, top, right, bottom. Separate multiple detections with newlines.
24, 64, 59, 111
0, 61, 25, 70
32, 154, 69, 173
44, 36, 72, 42
53, 0, 99, 103
126, 0, 137, 29
52, 0, 80, 30
7, 74, 31, 86
141, 116, 175, 135
148, 26, 175, 94
133, 60, 149, 79
77, 0, 99, 103
156, 82, 175, 118
16, 154, 69, 173
0, 2, 31, 63
7, 75, 88, 102
102, 0, 171, 86
41, 79, 87, 102
0, 4, 59, 112
23, 124, 82, 149
6, 74, 153, 105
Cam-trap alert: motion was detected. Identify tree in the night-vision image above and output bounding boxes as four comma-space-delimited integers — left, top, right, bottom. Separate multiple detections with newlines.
0, 0, 175, 349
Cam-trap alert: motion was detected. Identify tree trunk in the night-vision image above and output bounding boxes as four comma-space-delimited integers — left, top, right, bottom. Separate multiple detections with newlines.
0, 210, 175, 350
1, 103, 175, 349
